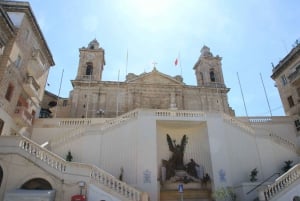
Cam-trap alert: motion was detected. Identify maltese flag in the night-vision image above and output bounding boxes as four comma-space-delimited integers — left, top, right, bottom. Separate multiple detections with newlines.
174, 58, 179, 66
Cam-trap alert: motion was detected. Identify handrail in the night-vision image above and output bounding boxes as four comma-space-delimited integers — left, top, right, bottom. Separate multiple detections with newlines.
262, 163, 300, 200
0, 135, 145, 201
246, 172, 280, 195
50, 109, 140, 148
222, 113, 255, 134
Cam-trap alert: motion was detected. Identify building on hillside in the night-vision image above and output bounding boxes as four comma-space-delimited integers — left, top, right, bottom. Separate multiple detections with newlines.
271, 41, 300, 132
0, 1, 300, 201
0, 1, 54, 137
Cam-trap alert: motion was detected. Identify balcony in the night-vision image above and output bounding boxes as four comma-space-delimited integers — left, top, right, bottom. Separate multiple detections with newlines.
27, 48, 47, 78
23, 75, 40, 100
14, 106, 32, 127
288, 67, 300, 86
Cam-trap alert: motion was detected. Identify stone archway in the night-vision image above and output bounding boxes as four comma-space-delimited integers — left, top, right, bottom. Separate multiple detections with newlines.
21, 178, 52, 190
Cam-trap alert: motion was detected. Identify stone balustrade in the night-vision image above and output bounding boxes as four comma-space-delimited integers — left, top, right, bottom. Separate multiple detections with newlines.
262, 164, 300, 200
59, 119, 92, 127
51, 110, 139, 148
101, 109, 139, 130
91, 167, 141, 201
51, 126, 87, 148
5, 136, 145, 201
155, 109, 206, 118
268, 133, 297, 153
19, 137, 67, 172
222, 113, 255, 134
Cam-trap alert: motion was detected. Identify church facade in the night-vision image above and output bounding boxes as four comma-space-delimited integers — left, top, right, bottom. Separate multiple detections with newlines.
0, 2, 299, 199
48, 39, 234, 119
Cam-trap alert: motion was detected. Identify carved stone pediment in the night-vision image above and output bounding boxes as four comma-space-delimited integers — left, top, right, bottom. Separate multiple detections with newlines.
126, 68, 184, 85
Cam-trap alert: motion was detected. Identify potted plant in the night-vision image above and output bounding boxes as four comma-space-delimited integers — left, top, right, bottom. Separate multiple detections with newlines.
212, 187, 236, 201
250, 168, 258, 182
281, 160, 293, 173
66, 150, 73, 162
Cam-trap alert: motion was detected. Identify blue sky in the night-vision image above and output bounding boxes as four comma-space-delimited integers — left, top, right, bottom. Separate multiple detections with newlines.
26, 0, 299, 116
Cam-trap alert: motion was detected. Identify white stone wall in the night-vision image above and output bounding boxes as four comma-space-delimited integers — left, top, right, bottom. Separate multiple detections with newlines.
207, 113, 299, 190
30, 110, 299, 201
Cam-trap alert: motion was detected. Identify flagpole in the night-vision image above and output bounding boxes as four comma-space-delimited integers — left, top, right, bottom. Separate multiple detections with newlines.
179, 52, 182, 77
237, 72, 248, 117
260, 73, 272, 117
125, 49, 128, 79
116, 69, 120, 117
54, 69, 64, 118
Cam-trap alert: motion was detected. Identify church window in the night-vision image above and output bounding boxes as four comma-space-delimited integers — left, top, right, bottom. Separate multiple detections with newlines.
210, 70, 216, 82
287, 96, 295, 108
86, 63, 93, 76
199, 72, 204, 84
5, 83, 14, 101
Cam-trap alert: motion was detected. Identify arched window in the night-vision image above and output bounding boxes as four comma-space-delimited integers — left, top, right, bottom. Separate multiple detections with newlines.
210, 70, 216, 82
86, 63, 93, 76
293, 196, 300, 201
21, 178, 52, 190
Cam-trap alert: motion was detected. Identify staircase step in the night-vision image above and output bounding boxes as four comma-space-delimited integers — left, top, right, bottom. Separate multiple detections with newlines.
160, 189, 212, 201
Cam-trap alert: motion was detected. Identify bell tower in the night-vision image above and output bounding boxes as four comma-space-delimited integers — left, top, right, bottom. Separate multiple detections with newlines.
75, 39, 105, 81
193, 46, 225, 88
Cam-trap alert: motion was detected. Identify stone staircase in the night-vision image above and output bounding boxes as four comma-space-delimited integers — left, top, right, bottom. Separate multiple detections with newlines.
0, 135, 147, 201
160, 189, 212, 201
260, 163, 300, 200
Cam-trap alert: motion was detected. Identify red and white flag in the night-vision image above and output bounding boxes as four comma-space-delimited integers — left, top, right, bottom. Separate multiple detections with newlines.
174, 58, 179, 66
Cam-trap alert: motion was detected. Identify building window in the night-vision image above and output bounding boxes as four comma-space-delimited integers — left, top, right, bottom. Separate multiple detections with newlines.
295, 119, 300, 131
15, 55, 22, 68
0, 44, 4, 55
62, 100, 68, 106
86, 63, 93, 75
210, 70, 215, 82
287, 96, 295, 108
281, 75, 287, 86
5, 83, 14, 101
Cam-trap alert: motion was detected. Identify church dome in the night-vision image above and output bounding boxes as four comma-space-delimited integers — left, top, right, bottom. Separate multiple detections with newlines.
200, 45, 213, 57
88, 39, 100, 49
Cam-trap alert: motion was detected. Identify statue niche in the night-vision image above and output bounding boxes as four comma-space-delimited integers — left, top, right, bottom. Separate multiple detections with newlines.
162, 134, 206, 184
163, 134, 187, 180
